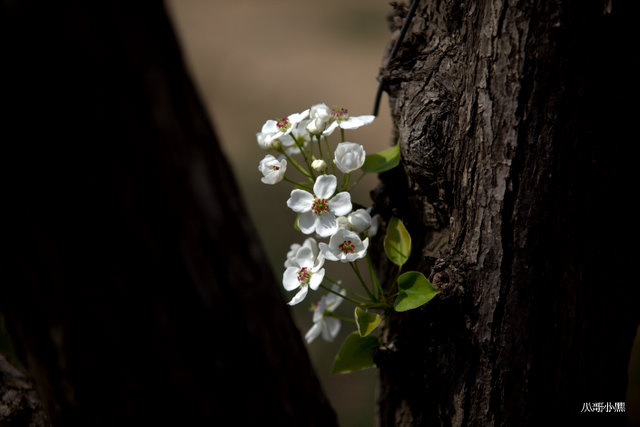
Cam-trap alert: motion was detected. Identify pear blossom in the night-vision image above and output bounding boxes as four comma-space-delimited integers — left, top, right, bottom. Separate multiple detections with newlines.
257, 110, 309, 148
286, 174, 352, 237
323, 107, 375, 136
337, 209, 372, 234
306, 103, 332, 135
283, 244, 325, 306
258, 154, 287, 184
305, 284, 346, 343
333, 142, 366, 173
284, 237, 321, 268
319, 228, 369, 263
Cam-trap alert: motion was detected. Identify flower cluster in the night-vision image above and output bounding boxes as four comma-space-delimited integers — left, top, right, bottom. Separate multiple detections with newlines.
257, 103, 379, 342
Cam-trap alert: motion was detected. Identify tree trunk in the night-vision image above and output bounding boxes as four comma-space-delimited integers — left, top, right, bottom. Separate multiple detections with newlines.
374, 1, 638, 425
0, 1, 336, 426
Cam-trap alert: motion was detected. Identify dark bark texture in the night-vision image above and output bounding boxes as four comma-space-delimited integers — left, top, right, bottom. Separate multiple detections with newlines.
0, 1, 337, 426
374, 0, 638, 425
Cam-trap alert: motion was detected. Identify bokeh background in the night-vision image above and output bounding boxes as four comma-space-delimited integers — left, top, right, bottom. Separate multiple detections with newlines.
165, 1, 395, 425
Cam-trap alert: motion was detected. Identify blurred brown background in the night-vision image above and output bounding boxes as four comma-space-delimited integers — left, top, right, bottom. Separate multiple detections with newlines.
166, 1, 395, 425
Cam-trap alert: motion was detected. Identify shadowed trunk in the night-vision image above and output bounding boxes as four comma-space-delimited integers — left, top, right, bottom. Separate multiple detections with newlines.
0, 1, 337, 426
374, 1, 638, 425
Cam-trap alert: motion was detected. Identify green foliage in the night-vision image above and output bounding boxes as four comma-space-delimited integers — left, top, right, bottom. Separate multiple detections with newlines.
394, 271, 439, 312
384, 216, 411, 267
354, 307, 381, 337
332, 331, 379, 374
361, 144, 400, 173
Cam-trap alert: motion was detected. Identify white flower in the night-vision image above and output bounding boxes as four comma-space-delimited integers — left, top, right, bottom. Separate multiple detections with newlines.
319, 228, 369, 263
282, 244, 325, 306
306, 103, 332, 135
258, 155, 287, 184
337, 209, 372, 234
323, 107, 375, 136
284, 238, 321, 268
305, 284, 346, 343
311, 159, 327, 173
286, 174, 352, 237
257, 110, 309, 147
334, 142, 366, 173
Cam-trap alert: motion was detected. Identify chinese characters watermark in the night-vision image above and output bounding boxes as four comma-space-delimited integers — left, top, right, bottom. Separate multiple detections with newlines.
580, 402, 626, 413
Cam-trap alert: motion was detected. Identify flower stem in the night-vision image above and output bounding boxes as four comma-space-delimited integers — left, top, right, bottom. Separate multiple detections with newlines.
320, 283, 365, 306
340, 127, 345, 142
278, 148, 312, 181
290, 134, 315, 179
316, 135, 324, 161
350, 262, 377, 302
342, 173, 351, 191
283, 176, 312, 191
325, 312, 356, 323
348, 171, 367, 192
366, 254, 384, 301
324, 136, 336, 175
324, 275, 368, 300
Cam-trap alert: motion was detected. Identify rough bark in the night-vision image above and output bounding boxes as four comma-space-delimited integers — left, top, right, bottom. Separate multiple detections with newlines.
374, 1, 638, 425
0, 1, 337, 426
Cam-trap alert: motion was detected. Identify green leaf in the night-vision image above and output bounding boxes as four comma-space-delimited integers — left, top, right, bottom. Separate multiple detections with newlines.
361, 144, 400, 173
332, 332, 379, 374
394, 271, 439, 312
384, 216, 411, 267
354, 307, 381, 337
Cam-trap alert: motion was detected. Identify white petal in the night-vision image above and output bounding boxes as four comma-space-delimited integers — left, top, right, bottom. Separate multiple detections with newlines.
295, 247, 314, 268
340, 115, 375, 129
319, 242, 339, 262
322, 121, 339, 136
315, 213, 338, 238
325, 285, 346, 311
313, 298, 327, 323
313, 174, 337, 199
261, 120, 278, 134
297, 211, 316, 235
283, 267, 301, 291
312, 252, 325, 270
287, 190, 314, 213
329, 192, 352, 216
361, 237, 369, 253
284, 243, 301, 267
302, 237, 318, 258
305, 322, 323, 344
309, 268, 325, 290
322, 317, 341, 342
288, 285, 308, 306
279, 134, 295, 147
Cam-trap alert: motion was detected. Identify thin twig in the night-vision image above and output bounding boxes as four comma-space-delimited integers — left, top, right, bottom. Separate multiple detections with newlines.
372, 0, 420, 116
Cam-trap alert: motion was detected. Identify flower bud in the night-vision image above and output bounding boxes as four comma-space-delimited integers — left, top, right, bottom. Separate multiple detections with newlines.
334, 142, 366, 173
311, 159, 328, 172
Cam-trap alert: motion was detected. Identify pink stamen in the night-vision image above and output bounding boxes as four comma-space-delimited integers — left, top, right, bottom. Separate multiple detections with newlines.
297, 267, 310, 283
338, 240, 355, 254
312, 198, 329, 215
276, 117, 290, 129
